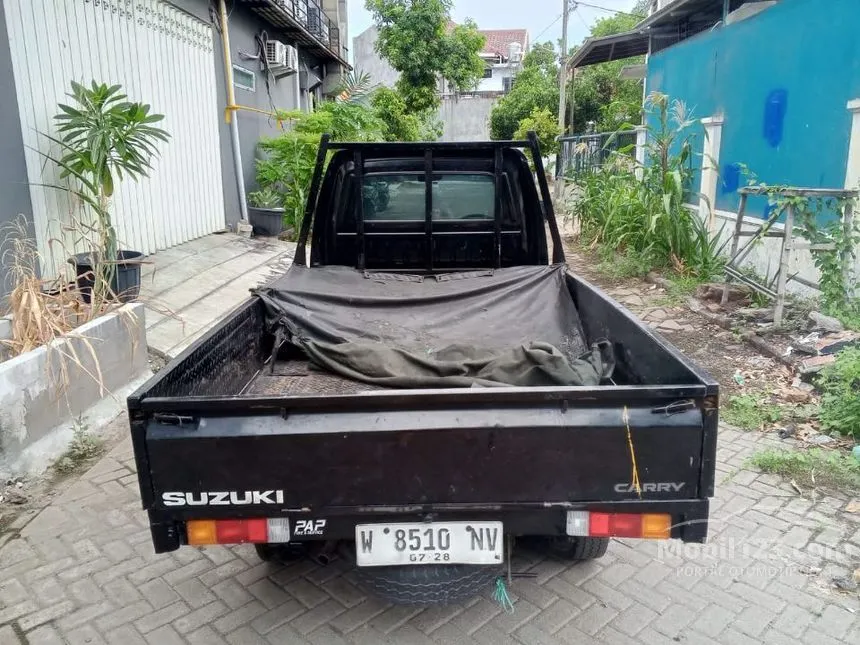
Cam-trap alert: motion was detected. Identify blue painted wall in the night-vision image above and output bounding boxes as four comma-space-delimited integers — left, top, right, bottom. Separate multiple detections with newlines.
646, 0, 860, 219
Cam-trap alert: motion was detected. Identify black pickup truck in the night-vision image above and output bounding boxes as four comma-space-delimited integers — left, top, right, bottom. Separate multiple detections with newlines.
129, 134, 718, 605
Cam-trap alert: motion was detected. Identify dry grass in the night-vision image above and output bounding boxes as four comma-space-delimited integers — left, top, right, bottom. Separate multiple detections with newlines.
2, 218, 111, 350
0, 217, 123, 398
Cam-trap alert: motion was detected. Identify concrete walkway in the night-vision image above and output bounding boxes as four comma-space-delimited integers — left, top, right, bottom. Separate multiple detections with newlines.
139, 234, 294, 358
1, 422, 858, 645
1, 238, 858, 644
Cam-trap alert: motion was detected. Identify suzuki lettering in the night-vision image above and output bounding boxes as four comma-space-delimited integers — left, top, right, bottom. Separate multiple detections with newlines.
161, 490, 285, 506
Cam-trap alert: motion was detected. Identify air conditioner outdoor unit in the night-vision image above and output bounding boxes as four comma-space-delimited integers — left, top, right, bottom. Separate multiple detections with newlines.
265, 41, 298, 73
285, 44, 299, 73
266, 40, 288, 68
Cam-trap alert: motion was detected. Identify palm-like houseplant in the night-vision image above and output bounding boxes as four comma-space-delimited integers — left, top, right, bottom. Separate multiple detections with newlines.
47, 81, 169, 302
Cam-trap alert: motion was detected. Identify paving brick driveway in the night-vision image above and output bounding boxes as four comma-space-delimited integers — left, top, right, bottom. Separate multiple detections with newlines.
1, 421, 858, 645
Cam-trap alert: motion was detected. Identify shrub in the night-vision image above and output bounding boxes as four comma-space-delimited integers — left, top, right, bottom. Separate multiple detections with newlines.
55, 418, 105, 474
818, 347, 860, 438
370, 87, 441, 142
256, 102, 383, 235
490, 43, 558, 141
255, 132, 318, 235
515, 107, 561, 157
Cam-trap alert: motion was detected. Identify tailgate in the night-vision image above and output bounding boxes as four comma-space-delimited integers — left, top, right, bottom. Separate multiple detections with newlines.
141, 398, 710, 513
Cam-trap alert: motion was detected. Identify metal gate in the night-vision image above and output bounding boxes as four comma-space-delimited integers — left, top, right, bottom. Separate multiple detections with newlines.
558, 131, 639, 178
3, 0, 225, 275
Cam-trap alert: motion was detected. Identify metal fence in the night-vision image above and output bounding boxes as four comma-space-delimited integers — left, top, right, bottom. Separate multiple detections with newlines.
260, 0, 344, 60
558, 130, 639, 177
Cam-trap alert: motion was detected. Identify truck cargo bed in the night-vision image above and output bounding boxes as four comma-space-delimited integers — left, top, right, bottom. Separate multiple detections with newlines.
245, 360, 387, 396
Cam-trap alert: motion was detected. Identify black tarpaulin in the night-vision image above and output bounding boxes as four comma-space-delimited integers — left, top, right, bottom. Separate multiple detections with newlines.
254, 264, 610, 388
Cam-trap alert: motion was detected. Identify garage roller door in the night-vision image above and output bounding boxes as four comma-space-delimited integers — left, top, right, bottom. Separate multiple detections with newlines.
3, 0, 226, 275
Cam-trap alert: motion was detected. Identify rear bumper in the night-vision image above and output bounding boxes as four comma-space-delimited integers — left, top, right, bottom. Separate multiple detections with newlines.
147, 499, 710, 553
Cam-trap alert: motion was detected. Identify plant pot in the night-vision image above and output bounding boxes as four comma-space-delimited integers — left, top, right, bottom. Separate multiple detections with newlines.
248, 206, 285, 237
69, 250, 144, 304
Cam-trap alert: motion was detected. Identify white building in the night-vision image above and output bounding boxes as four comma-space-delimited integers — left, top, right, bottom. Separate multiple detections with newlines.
470, 30, 529, 97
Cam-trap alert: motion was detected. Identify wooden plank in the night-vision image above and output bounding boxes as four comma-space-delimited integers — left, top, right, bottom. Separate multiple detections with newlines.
792, 243, 838, 251
774, 204, 795, 325
843, 197, 856, 298
739, 186, 858, 199
722, 192, 748, 305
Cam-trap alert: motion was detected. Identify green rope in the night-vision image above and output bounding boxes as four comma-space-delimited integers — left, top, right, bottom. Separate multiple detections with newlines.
493, 577, 515, 614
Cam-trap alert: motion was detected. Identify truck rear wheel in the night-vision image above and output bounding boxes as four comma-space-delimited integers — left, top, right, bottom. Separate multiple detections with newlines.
354, 564, 503, 606
545, 536, 609, 560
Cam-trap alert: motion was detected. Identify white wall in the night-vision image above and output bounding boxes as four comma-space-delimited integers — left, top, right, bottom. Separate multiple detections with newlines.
352, 25, 399, 88
0, 304, 149, 477
437, 96, 496, 141
477, 65, 514, 93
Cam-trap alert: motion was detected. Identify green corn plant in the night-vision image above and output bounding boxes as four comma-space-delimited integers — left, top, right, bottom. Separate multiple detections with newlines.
572, 91, 726, 279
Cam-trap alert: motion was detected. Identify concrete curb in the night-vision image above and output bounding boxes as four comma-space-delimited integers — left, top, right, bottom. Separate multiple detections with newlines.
0, 303, 149, 477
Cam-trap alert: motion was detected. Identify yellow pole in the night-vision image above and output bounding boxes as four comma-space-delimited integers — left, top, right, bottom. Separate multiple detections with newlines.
217, 0, 248, 220
219, 0, 236, 124
217, 1, 284, 126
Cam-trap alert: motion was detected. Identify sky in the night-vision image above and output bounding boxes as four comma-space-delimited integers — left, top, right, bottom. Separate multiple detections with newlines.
347, 0, 644, 62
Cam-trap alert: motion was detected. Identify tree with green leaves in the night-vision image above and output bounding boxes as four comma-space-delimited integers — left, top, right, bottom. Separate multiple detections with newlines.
365, 0, 485, 113
371, 88, 421, 141
515, 107, 561, 156
259, 102, 384, 235
568, 1, 649, 133
371, 87, 442, 142
489, 42, 559, 141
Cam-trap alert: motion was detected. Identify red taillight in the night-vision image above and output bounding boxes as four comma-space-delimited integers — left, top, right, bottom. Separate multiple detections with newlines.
187, 518, 290, 546
215, 520, 247, 543
588, 512, 611, 537
567, 511, 671, 540
247, 519, 269, 543
607, 513, 642, 538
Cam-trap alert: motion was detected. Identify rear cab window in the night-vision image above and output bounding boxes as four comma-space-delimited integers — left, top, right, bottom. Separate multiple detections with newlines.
363, 174, 495, 222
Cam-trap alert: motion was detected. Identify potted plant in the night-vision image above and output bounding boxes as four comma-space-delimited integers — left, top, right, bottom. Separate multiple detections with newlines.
49, 81, 169, 303
247, 187, 286, 237
252, 133, 315, 241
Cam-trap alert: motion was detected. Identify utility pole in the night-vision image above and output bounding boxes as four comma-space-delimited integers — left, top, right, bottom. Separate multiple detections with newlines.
554, 0, 571, 201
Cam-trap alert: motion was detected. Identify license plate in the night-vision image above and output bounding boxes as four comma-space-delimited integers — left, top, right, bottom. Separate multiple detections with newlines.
355, 522, 503, 567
